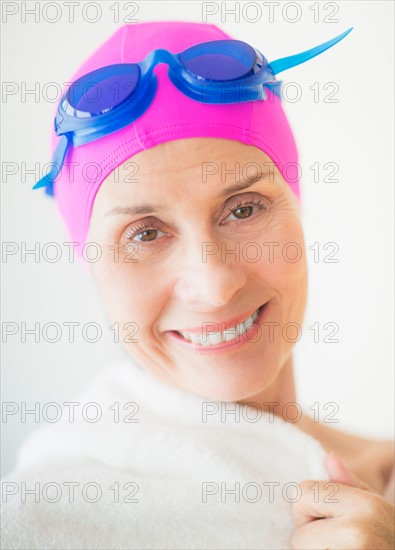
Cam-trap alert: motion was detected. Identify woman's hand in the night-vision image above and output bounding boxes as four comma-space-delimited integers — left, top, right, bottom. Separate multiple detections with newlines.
290, 451, 395, 549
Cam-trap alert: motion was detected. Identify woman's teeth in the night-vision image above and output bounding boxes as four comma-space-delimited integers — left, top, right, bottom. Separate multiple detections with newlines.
177, 306, 262, 346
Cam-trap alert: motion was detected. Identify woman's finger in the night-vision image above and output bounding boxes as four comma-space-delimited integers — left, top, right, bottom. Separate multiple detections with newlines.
324, 451, 375, 492
291, 479, 372, 528
291, 517, 365, 550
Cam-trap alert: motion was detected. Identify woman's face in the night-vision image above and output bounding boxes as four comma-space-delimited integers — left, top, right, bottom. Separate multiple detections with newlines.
87, 138, 307, 402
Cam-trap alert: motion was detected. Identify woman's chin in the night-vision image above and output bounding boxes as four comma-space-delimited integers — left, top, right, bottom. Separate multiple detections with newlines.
124, 335, 285, 404
175, 362, 279, 404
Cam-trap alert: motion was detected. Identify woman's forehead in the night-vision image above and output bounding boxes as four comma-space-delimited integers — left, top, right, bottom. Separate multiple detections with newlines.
91, 139, 288, 218
104, 138, 276, 187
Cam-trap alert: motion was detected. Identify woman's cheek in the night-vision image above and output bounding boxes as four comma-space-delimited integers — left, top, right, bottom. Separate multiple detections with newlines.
254, 210, 306, 285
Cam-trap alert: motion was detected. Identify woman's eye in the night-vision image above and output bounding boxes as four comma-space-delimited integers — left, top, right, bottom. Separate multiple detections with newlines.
135, 229, 161, 242
228, 205, 253, 220
224, 197, 267, 222
124, 223, 165, 244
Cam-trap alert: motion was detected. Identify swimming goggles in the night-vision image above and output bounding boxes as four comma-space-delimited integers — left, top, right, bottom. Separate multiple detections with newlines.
33, 27, 352, 196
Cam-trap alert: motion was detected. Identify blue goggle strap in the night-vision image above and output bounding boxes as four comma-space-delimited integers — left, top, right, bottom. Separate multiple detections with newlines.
268, 27, 353, 75
33, 134, 69, 195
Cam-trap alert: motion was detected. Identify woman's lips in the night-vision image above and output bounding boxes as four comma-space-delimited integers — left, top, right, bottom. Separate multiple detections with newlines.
165, 301, 270, 354
173, 305, 262, 334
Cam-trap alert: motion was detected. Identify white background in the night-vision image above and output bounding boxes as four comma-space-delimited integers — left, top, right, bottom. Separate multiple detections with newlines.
1, 1, 394, 476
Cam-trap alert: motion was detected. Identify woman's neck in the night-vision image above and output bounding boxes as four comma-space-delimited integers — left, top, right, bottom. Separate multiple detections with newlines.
236, 354, 301, 424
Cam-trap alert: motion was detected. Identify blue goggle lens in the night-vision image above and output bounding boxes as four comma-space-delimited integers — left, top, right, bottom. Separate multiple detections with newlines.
66, 64, 140, 116
179, 40, 257, 81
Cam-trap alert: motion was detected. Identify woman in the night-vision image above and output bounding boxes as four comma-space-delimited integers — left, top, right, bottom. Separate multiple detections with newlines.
2, 21, 394, 549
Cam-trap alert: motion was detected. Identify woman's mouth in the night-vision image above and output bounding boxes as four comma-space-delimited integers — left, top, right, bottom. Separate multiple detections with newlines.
165, 302, 269, 354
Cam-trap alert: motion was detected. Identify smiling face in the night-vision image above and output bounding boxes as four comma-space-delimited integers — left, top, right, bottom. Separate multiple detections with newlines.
86, 137, 307, 402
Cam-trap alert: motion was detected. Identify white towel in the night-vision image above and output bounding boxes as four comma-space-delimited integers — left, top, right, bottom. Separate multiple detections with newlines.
1, 359, 329, 549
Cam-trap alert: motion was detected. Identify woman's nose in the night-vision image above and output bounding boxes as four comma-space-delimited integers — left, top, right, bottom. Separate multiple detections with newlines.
172, 240, 248, 308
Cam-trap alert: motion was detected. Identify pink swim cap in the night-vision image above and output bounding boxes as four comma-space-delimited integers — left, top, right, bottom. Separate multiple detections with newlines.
46, 22, 313, 256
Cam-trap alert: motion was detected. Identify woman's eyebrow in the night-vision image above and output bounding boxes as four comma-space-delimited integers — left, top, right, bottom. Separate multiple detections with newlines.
221, 169, 273, 195
105, 204, 161, 217
105, 169, 273, 217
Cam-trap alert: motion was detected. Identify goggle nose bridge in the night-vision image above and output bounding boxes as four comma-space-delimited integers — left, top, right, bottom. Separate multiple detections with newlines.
140, 48, 183, 75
